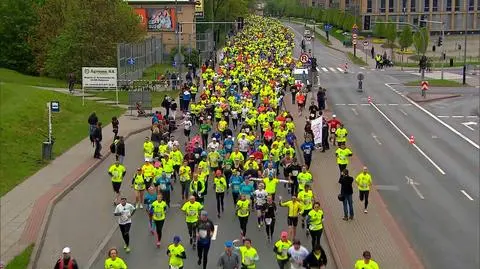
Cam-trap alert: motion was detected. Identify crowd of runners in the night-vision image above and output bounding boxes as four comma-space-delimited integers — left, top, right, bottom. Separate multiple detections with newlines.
96, 16, 380, 269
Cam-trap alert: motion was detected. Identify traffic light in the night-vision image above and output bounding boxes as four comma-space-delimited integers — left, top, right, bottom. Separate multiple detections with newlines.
419, 15, 426, 28
437, 36, 443, 47
419, 55, 427, 70
363, 16, 371, 31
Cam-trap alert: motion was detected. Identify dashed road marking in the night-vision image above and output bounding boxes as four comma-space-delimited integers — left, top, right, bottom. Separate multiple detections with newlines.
321, 67, 328, 72
351, 108, 359, 116
461, 190, 474, 201
399, 108, 408, 116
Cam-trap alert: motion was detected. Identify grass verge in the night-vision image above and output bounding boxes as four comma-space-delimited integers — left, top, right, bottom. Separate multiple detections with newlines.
141, 64, 176, 80
347, 52, 368, 66
88, 90, 179, 107
404, 79, 465, 87
396, 61, 480, 68
5, 244, 34, 269
0, 68, 71, 88
0, 82, 125, 196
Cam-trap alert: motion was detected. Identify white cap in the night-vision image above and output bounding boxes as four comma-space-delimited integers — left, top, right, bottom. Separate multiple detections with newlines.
212, 138, 217, 141
62, 247, 71, 254
332, 114, 336, 118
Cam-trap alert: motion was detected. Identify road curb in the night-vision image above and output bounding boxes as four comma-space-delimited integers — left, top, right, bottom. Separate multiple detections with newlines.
406, 93, 461, 103
28, 125, 151, 269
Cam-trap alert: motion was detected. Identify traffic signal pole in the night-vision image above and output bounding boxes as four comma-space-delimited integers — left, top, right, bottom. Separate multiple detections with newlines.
420, 19, 445, 80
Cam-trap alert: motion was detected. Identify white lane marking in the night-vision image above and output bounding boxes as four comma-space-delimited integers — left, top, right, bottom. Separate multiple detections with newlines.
385, 83, 480, 149
462, 121, 478, 131
336, 67, 344, 72
405, 176, 425, 200
335, 104, 346, 106
360, 67, 366, 70
371, 133, 382, 145
461, 190, 474, 201
86, 223, 118, 268
329, 67, 337, 73
377, 104, 387, 106
351, 108, 359, 116
438, 116, 450, 118
432, 135, 439, 139
467, 115, 479, 118
388, 104, 399, 106
371, 102, 446, 175
360, 103, 371, 106
211, 224, 219, 240
399, 108, 408, 116
321, 67, 328, 72
452, 116, 465, 118
347, 103, 357, 106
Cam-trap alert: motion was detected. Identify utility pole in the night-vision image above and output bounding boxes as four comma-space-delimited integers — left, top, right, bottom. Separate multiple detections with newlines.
462, 12, 468, 85
175, 0, 181, 83
420, 19, 445, 79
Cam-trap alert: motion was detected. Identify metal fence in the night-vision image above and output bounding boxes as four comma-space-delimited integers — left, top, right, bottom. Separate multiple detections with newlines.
117, 37, 164, 83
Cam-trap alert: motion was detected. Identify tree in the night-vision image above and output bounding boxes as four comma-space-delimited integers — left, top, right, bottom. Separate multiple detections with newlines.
43, 0, 145, 78
373, 19, 385, 38
398, 25, 414, 51
413, 27, 429, 55
0, 0, 37, 73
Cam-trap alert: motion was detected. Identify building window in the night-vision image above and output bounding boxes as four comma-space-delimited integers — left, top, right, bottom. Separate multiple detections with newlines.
446, 0, 452, 11
433, 0, 438, 11
380, 0, 386, 12
367, 0, 372, 12
424, 0, 430, 12
455, 0, 461, 11
468, 0, 474, 10
389, 0, 394, 12
410, 0, 416, 12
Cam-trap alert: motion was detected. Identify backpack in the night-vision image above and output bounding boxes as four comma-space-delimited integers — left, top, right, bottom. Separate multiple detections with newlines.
110, 139, 119, 154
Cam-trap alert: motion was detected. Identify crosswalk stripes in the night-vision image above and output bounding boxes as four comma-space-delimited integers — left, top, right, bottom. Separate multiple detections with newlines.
321, 67, 328, 72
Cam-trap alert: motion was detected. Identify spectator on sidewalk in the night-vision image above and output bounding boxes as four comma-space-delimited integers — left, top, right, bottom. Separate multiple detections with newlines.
303, 244, 328, 269
339, 169, 354, 221
115, 136, 125, 164
355, 251, 380, 269
111, 116, 119, 137
68, 73, 75, 94
321, 117, 329, 152
316, 88, 326, 111
162, 96, 172, 117
53, 247, 79, 269
356, 166, 373, 214
88, 112, 98, 144
92, 122, 103, 159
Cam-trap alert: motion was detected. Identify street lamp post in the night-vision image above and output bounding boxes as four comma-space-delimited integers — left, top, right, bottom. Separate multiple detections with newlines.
462, 12, 468, 85
420, 19, 445, 80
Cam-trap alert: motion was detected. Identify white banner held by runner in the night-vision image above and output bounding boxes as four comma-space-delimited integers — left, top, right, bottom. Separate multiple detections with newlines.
311, 116, 323, 145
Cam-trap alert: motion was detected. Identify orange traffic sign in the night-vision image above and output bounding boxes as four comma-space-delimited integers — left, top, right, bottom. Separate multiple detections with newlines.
299, 53, 309, 63
421, 81, 429, 90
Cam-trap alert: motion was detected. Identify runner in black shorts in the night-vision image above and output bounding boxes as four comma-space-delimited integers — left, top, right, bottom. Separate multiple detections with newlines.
287, 216, 299, 227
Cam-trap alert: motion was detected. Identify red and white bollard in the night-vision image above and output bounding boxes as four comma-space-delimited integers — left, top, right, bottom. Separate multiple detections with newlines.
409, 135, 415, 144
367, 96, 372, 103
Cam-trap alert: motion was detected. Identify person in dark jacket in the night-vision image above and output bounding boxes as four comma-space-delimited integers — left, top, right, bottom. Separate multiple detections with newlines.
115, 136, 125, 164
93, 122, 103, 159
338, 169, 354, 221
321, 117, 329, 152
303, 244, 327, 269
88, 112, 98, 144
162, 96, 172, 117
53, 247, 79, 269
111, 117, 119, 137
316, 88, 326, 111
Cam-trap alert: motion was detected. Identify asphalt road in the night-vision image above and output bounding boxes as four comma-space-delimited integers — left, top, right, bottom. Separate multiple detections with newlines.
286, 22, 480, 269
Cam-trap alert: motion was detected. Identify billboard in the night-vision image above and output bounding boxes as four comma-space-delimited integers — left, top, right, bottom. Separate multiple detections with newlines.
195, 0, 204, 18
134, 8, 147, 30
82, 67, 117, 88
147, 8, 176, 31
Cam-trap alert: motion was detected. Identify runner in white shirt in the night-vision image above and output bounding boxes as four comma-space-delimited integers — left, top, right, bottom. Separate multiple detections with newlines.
113, 197, 136, 252
208, 137, 220, 151
253, 183, 268, 229
181, 116, 193, 139
167, 136, 179, 150
238, 135, 250, 159
287, 240, 309, 269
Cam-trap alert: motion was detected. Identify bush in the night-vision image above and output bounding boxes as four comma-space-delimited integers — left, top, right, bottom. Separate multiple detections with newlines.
394, 48, 415, 54
372, 38, 386, 44
335, 29, 343, 34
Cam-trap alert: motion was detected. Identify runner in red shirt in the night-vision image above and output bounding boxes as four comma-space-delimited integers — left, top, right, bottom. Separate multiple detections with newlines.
327, 114, 342, 145
296, 92, 306, 115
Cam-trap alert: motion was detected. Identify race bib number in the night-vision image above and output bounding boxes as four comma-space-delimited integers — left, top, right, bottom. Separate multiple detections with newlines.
292, 170, 299, 176
195, 153, 200, 158
310, 113, 315, 118
188, 210, 196, 216
233, 185, 240, 191
245, 128, 250, 132
244, 256, 252, 265
199, 229, 207, 238
330, 128, 336, 133
154, 211, 164, 219
159, 183, 167, 190
304, 149, 311, 154
239, 208, 249, 215
224, 112, 229, 116
265, 218, 273, 225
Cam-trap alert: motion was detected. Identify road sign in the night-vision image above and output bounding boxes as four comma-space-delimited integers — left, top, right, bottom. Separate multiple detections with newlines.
363, 40, 369, 47
299, 53, 309, 64
352, 39, 357, 45
127, 58, 135, 65
82, 67, 117, 89
421, 81, 429, 91
357, 73, 364, 81
352, 33, 358, 39
50, 101, 60, 112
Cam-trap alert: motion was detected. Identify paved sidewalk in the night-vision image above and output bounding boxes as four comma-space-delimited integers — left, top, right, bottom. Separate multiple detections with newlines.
285, 94, 424, 268
0, 108, 156, 265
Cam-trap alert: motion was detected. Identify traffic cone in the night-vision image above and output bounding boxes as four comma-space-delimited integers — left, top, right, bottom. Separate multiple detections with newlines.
409, 135, 415, 144
367, 96, 372, 103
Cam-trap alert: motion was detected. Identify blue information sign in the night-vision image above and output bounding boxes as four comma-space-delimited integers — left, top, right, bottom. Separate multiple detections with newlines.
127, 58, 135, 65
50, 101, 60, 112
324, 24, 333, 31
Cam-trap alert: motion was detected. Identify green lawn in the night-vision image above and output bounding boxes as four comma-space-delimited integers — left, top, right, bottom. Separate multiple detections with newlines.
89, 90, 179, 107
5, 244, 33, 269
0, 82, 124, 195
141, 64, 176, 80
0, 68, 70, 88
347, 52, 368, 66
396, 61, 480, 68
404, 79, 465, 87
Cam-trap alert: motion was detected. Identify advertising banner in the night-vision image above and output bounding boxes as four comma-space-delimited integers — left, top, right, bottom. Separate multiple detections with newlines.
134, 8, 147, 30
195, 0, 204, 18
311, 116, 323, 145
82, 67, 117, 88
147, 8, 176, 31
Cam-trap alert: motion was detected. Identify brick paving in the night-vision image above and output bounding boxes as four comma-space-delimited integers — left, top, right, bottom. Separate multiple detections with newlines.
0, 106, 159, 264
285, 93, 424, 268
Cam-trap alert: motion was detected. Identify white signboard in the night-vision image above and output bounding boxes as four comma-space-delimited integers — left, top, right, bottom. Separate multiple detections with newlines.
311, 116, 323, 145
82, 67, 117, 88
